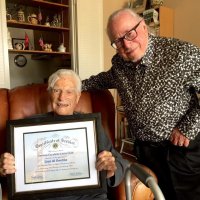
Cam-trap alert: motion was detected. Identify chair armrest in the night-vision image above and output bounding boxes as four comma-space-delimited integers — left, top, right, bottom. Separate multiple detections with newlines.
108, 164, 156, 200
125, 163, 165, 200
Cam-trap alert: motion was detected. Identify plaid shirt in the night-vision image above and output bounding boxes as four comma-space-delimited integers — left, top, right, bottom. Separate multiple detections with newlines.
82, 34, 200, 142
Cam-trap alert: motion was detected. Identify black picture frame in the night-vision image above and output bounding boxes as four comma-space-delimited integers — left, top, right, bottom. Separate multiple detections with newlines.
12, 38, 26, 50
6, 113, 107, 200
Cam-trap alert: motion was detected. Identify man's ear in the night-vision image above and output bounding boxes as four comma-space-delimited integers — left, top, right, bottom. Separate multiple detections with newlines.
76, 92, 81, 103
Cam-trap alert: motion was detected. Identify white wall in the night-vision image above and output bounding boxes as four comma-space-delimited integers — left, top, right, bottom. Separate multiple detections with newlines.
76, 0, 104, 79
103, 0, 128, 70
0, 0, 10, 88
164, 0, 200, 47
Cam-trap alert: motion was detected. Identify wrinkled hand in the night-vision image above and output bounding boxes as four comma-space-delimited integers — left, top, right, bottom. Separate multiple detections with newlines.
170, 128, 190, 147
0, 153, 16, 176
96, 150, 117, 178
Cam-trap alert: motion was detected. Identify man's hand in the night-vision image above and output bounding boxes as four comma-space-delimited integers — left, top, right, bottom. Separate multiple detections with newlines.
96, 150, 117, 178
0, 153, 16, 176
170, 128, 190, 147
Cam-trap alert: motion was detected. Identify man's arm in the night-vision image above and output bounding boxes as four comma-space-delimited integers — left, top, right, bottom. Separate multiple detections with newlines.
170, 69, 200, 146
82, 70, 115, 91
97, 124, 129, 187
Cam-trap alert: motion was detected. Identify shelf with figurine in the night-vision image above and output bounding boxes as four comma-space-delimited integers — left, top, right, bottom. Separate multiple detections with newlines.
7, 20, 69, 32
128, 0, 171, 37
6, 0, 69, 58
6, 0, 69, 10
8, 31, 69, 56
8, 49, 70, 56
6, 5, 69, 30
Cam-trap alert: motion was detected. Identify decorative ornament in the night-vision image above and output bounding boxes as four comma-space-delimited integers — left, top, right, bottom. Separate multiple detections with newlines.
24, 32, 29, 50
45, 16, 50, 26
151, 0, 164, 6
43, 43, 52, 52
58, 43, 66, 52
39, 35, 44, 49
38, 6, 42, 24
17, 8, 25, 22
14, 42, 25, 50
27, 13, 38, 25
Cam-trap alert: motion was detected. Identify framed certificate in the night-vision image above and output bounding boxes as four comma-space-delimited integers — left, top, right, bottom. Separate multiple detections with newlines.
6, 113, 107, 200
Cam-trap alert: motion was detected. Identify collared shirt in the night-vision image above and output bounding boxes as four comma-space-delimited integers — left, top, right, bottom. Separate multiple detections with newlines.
82, 34, 200, 142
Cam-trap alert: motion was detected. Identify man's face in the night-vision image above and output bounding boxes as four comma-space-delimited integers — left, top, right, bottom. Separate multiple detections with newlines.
50, 76, 81, 115
109, 12, 148, 62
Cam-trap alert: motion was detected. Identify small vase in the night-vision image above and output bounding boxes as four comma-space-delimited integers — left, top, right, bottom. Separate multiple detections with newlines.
58, 43, 66, 52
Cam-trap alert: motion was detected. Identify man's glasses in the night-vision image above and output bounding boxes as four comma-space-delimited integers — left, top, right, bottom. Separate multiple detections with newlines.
111, 20, 143, 50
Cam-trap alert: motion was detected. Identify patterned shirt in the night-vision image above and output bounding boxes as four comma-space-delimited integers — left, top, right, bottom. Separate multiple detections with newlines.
82, 34, 200, 142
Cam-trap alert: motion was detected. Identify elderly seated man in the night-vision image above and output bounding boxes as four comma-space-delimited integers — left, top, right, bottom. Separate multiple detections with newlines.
0, 69, 128, 200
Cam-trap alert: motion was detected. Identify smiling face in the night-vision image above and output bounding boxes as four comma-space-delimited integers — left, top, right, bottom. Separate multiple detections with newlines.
50, 76, 81, 115
108, 10, 149, 62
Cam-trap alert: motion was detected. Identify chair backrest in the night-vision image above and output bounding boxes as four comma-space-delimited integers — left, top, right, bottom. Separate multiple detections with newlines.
0, 89, 9, 155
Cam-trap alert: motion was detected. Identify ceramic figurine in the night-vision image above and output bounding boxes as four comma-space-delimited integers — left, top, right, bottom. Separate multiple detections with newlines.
17, 8, 25, 22
58, 43, 66, 52
151, 0, 164, 6
27, 13, 38, 25
45, 16, 50, 26
43, 43, 52, 52
51, 14, 59, 27
57, 14, 62, 27
6, 9, 12, 21
38, 7, 42, 24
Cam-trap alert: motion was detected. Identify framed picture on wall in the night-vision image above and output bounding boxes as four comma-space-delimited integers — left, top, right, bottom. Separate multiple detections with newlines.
128, 0, 147, 14
12, 38, 25, 50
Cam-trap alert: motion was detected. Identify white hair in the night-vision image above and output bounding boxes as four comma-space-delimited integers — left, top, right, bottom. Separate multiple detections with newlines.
47, 69, 81, 92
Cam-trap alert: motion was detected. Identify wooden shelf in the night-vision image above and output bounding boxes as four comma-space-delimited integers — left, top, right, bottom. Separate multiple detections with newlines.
9, 49, 70, 55
7, 0, 70, 60
7, 21, 69, 32
6, 0, 69, 9
32, 0, 69, 9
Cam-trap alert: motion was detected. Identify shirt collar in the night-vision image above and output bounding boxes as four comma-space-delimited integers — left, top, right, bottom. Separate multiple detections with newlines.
141, 34, 157, 67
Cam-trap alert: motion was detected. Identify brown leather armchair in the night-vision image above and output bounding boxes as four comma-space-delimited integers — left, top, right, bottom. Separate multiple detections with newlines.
0, 83, 156, 200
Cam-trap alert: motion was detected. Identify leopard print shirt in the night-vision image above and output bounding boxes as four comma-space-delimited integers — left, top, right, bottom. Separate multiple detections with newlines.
82, 34, 200, 142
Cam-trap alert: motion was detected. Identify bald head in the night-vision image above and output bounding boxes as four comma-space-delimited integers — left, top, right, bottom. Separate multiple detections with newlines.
106, 8, 148, 62
107, 8, 142, 41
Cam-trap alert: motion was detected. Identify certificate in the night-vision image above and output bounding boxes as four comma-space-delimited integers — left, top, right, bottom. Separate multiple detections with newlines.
7, 113, 107, 200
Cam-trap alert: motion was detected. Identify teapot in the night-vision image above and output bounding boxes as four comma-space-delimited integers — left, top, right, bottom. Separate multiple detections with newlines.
27, 13, 38, 25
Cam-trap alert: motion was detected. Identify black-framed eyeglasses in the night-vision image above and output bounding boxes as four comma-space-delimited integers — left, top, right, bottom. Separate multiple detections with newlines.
111, 20, 143, 50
